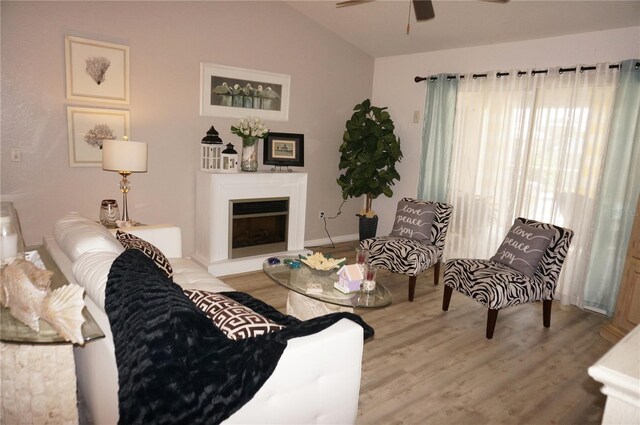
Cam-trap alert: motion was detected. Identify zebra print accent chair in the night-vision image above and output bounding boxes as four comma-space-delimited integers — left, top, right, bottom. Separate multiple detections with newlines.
360, 198, 453, 302
442, 217, 574, 339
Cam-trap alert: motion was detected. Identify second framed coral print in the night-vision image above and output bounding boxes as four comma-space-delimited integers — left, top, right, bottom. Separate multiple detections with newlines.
67, 107, 130, 167
65, 36, 130, 104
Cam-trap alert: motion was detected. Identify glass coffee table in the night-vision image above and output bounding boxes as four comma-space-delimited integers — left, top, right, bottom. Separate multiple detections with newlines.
263, 256, 392, 319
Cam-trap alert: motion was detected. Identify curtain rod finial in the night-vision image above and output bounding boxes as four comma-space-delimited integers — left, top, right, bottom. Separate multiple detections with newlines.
415, 76, 427, 83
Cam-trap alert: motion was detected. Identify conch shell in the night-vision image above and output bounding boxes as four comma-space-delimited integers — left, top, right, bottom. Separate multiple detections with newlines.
0, 258, 86, 345
0, 258, 53, 331
41, 284, 86, 345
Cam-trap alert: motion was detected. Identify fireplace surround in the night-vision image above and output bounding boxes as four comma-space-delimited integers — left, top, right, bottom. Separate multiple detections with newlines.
194, 172, 308, 275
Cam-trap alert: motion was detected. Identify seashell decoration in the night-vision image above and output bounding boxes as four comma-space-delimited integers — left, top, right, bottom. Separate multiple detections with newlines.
41, 284, 86, 345
0, 258, 86, 345
300, 252, 346, 271
0, 259, 53, 332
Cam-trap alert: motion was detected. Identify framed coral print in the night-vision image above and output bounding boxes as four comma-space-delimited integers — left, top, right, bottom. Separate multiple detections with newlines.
200, 63, 290, 121
65, 35, 130, 104
263, 132, 304, 168
67, 106, 130, 167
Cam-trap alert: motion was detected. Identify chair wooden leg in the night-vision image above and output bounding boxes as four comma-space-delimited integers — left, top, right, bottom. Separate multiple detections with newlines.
442, 285, 452, 311
543, 299, 552, 328
408, 275, 417, 302
486, 309, 499, 339
434, 261, 441, 286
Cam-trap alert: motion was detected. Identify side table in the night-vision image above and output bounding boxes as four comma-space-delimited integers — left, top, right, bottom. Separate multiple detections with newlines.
0, 245, 104, 424
588, 324, 640, 425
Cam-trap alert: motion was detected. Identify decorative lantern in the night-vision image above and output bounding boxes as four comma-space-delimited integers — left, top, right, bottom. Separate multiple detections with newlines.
221, 143, 239, 173
200, 126, 223, 172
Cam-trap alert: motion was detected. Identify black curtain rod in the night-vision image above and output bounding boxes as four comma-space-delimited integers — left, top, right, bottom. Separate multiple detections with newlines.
414, 62, 639, 83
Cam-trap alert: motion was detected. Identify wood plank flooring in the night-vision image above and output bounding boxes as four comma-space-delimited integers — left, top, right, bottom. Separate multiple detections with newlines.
221, 241, 613, 425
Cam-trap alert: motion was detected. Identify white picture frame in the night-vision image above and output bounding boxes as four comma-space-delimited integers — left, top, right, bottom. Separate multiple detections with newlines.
200, 63, 290, 121
65, 35, 130, 104
67, 106, 130, 167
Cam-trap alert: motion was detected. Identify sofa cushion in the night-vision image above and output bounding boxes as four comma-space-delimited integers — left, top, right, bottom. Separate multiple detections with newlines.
116, 230, 173, 278
54, 212, 123, 262
72, 254, 232, 311
389, 200, 435, 243
72, 250, 120, 309
169, 258, 233, 292
183, 289, 285, 340
490, 221, 555, 277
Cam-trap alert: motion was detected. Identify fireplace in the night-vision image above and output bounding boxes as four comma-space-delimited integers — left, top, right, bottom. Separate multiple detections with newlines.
230, 197, 289, 259
194, 172, 308, 275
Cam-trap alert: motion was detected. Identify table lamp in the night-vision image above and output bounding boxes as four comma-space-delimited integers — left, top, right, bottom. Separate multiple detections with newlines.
102, 139, 148, 224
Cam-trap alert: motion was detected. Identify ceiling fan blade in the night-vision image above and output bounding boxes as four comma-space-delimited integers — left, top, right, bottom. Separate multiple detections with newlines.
480, 0, 510, 3
413, 0, 435, 21
336, 0, 375, 8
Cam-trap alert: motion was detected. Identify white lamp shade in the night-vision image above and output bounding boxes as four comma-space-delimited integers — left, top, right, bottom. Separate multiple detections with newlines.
102, 140, 148, 173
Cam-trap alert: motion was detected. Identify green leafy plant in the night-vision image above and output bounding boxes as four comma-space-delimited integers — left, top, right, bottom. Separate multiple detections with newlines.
337, 99, 402, 217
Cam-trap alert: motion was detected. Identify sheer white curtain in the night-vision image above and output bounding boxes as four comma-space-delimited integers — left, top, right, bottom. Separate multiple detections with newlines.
445, 64, 618, 308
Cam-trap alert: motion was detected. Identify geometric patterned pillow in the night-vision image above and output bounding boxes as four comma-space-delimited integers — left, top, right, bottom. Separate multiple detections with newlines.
115, 230, 173, 278
389, 200, 435, 243
183, 289, 285, 340
490, 221, 555, 277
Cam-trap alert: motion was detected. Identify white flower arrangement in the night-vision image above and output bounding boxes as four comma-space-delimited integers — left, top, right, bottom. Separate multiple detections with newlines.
230, 117, 269, 140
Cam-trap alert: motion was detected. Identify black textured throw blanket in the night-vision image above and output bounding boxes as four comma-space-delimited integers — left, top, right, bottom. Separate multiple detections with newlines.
105, 249, 373, 425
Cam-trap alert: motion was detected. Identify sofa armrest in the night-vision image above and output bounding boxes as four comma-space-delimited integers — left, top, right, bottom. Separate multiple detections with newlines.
110, 224, 182, 258
225, 318, 364, 424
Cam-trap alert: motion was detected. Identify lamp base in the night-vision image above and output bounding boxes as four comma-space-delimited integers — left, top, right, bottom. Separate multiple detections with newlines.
116, 220, 138, 228
118, 171, 132, 222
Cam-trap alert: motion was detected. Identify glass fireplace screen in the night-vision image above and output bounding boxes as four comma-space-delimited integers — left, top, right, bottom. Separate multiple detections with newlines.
229, 197, 289, 259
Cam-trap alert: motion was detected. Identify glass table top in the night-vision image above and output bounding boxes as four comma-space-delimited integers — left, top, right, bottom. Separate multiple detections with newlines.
263, 256, 392, 309
0, 245, 104, 345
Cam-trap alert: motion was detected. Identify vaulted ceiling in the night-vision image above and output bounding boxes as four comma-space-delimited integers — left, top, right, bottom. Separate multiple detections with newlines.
285, 0, 640, 58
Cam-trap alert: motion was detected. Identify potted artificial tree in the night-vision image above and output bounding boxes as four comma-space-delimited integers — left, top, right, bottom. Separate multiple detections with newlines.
337, 99, 403, 240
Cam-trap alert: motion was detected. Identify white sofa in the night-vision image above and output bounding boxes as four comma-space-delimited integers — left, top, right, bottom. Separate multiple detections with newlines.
44, 213, 365, 424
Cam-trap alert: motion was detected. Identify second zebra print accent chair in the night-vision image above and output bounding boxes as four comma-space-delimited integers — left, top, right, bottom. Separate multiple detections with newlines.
442, 217, 574, 339
360, 198, 453, 302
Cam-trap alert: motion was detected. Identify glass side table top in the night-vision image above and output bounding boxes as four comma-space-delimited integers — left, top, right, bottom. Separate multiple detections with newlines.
263, 256, 392, 309
0, 245, 105, 344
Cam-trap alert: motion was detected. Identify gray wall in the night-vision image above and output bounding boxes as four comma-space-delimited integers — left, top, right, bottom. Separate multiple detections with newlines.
1, 1, 373, 253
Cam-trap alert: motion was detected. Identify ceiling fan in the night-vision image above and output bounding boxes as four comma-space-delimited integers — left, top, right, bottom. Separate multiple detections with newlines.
336, 0, 509, 33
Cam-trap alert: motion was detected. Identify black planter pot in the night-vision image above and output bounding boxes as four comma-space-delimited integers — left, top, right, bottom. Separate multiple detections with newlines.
358, 215, 379, 241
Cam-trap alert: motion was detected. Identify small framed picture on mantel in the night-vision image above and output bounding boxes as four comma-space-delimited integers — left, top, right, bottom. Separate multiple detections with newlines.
263, 132, 304, 168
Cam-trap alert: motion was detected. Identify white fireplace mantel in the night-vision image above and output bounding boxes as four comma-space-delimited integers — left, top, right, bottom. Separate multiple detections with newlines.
193, 171, 309, 276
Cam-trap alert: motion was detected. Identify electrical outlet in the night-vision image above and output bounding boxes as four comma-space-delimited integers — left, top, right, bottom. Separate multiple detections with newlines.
319, 211, 325, 219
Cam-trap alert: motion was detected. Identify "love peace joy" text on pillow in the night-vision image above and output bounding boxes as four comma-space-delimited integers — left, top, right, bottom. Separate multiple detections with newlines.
490, 221, 555, 277
389, 200, 435, 243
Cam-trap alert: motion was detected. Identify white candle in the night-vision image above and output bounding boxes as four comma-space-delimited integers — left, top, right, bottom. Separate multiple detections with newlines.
1, 233, 18, 264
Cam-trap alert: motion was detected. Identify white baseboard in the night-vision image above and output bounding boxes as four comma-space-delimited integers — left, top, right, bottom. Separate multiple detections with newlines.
583, 305, 608, 316
305, 233, 359, 248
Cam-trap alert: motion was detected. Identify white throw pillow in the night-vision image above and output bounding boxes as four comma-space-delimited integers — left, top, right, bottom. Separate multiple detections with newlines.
54, 212, 123, 262
72, 250, 120, 310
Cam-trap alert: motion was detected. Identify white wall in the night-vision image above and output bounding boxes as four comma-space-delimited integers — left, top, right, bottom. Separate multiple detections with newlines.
371, 26, 640, 234
0, 1, 374, 253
